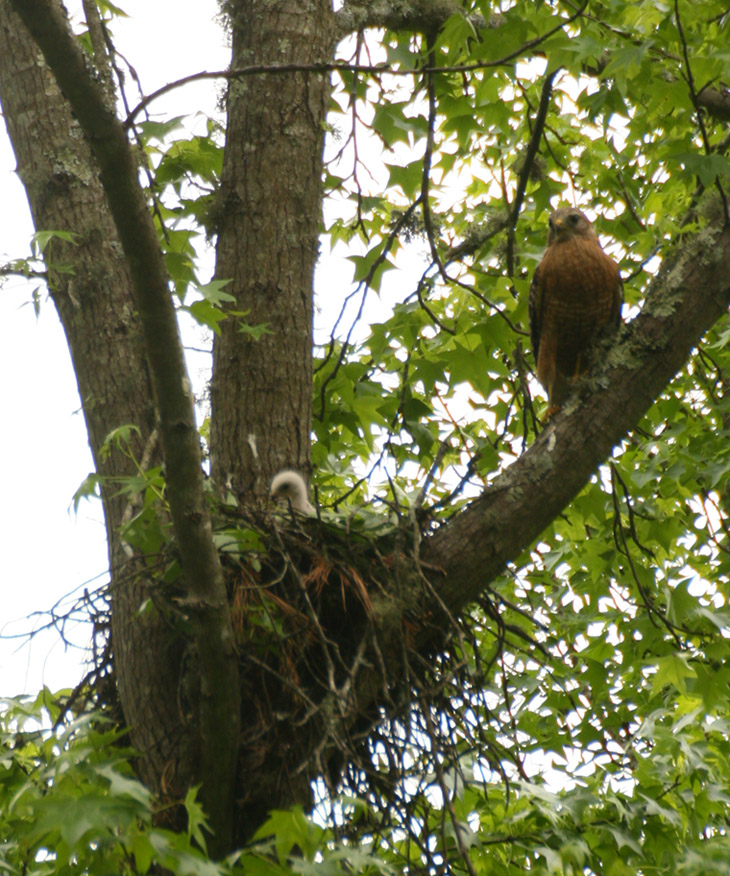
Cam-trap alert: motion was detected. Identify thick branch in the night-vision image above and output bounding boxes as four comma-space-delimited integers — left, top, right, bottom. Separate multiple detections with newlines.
258, 204, 730, 813
8, 0, 239, 854
335, 0, 489, 40
424, 200, 730, 613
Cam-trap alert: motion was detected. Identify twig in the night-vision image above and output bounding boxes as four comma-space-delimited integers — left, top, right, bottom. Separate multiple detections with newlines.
505, 68, 558, 276
674, 0, 729, 223
315, 197, 422, 420
119, 426, 160, 560
125, 5, 590, 125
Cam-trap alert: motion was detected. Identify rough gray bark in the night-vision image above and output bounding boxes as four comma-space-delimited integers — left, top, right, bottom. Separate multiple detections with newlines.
0, 0, 193, 829
209, 0, 335, 499
0, 2, 155, 528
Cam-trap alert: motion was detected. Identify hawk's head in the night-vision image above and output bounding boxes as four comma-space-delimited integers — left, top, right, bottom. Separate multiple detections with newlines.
547, 208, 598, 245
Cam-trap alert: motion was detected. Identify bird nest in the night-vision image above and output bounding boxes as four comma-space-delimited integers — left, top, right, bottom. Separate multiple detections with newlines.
52, 495, 520, 850
215, 503, 430, 781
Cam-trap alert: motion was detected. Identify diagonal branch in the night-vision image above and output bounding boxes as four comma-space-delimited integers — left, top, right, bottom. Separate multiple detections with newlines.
674, 0, 729, 222
8, 0, 240, 855
424, 197, 730, 616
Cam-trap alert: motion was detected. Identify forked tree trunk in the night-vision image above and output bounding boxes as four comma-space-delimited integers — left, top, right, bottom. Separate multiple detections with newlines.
0, 2, 185, 801
4, 0, 730, 858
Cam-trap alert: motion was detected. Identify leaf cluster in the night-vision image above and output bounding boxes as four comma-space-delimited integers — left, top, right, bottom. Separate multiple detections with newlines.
0, 692, 393, 876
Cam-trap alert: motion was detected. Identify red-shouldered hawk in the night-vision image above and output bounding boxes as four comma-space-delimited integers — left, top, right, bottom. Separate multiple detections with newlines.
529, 207, 623, 416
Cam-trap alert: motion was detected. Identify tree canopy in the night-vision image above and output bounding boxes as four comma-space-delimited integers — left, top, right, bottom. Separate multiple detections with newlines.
2, 0, 730, 873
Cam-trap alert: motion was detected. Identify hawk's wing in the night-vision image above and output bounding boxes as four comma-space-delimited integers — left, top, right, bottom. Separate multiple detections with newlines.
612, 275, 624, 328
529, 264, 543, 364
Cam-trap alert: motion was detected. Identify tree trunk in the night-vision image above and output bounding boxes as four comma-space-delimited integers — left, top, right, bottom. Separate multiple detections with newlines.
210, 0, 335, 499
0, 0, 338, 848
8, 0, 241, 851
0, 2, 156, 527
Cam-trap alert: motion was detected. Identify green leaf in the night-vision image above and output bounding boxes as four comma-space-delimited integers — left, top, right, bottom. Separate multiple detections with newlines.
652, 655, 697, 695
184, 299, 228, 334
30, 229, 78, 256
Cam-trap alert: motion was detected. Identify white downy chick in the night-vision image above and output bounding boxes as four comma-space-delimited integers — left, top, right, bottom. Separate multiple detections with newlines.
270, 470, 316, 516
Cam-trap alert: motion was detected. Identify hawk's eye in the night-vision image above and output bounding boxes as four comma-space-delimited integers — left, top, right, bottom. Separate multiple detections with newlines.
569, 213, 580, 226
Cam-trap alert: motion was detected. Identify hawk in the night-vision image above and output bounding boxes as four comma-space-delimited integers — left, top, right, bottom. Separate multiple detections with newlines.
529, 207, 623, 416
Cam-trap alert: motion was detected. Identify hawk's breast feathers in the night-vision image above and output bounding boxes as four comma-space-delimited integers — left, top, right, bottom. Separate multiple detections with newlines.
529, 208, 622, 413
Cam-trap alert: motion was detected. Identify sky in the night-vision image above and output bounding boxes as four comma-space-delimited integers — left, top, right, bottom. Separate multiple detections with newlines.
0, 0, 229, 698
